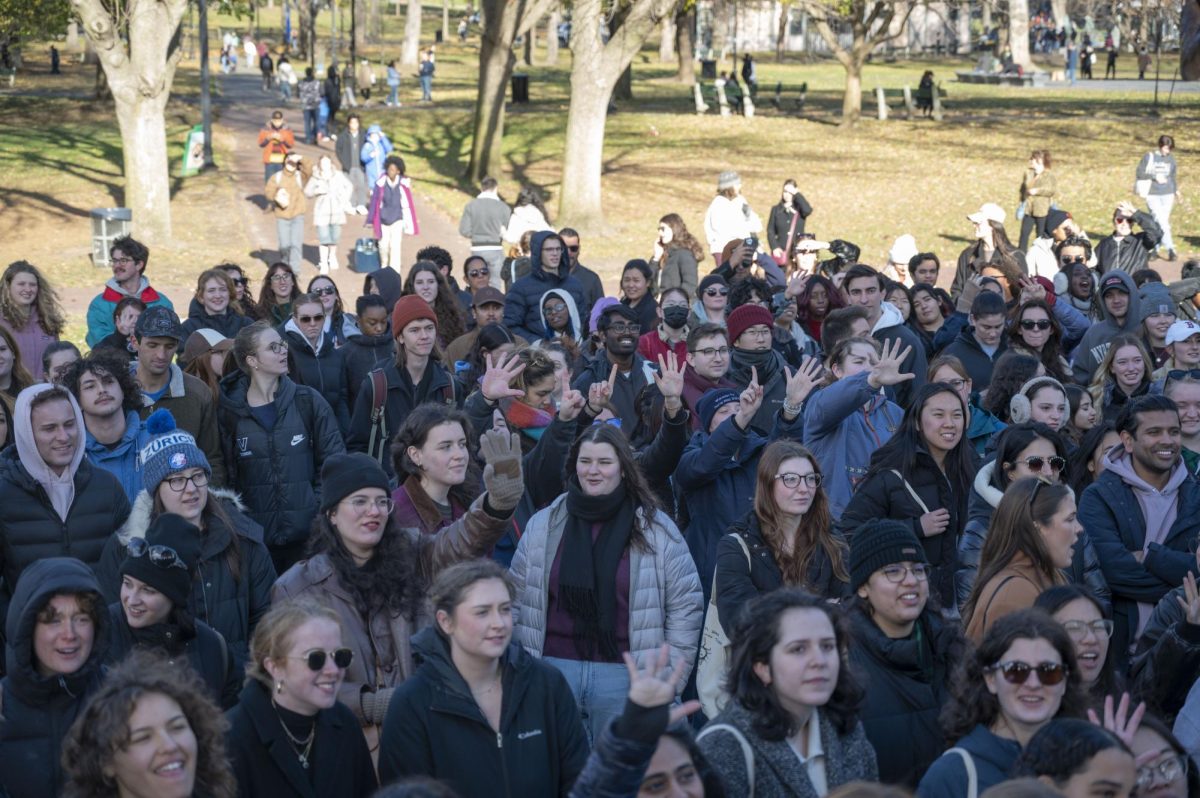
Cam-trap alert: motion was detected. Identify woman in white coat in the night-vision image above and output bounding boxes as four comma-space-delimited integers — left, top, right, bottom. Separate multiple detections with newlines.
304, 153, 364, 275
703, 170, 762, 265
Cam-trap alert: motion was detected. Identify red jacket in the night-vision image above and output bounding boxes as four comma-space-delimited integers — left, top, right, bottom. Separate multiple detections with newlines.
637, 327, 687, 366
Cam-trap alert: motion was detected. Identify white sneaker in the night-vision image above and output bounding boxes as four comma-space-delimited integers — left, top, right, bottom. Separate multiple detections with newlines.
319, 263, 330, 276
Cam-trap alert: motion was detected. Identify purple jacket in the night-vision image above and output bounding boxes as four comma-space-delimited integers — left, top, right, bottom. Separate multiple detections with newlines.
367, 176, 419, 239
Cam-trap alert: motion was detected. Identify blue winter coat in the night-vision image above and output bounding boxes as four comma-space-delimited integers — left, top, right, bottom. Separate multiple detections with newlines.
360, 126, 393, 186
503, 231, 586, 342
801, 373, 903, 519
674, 410, 802, 599
83, 410, 152, 504
917, 724, 1021, 798
1079, 466, 1200, 670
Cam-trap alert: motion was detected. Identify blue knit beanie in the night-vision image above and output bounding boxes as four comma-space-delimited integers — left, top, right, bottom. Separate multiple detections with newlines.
696, 388, 740, 433
139, 409, 211, 496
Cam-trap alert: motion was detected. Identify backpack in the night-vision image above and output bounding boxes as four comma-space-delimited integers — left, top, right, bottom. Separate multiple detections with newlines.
365, 368, 390, 466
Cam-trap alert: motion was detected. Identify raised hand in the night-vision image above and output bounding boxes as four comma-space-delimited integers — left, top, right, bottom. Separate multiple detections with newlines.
784, 356, 824, 408
785, 272, 810, 299
867, 338, 914, 389
587, 363, 619, 415
479, 425, 524, 511
623, 644, 700, 726
734, 366, 765, 429
557, 387, 586, 422
1087, 693, 1146, 750
1017, 276, 1046, 304
480, 352, 526, 403
653, 352, 685, 404
1177, 571, 1200, 626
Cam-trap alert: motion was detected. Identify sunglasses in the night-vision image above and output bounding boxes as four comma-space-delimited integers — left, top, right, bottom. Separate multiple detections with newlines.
468, 268, 490, 278
987, 660, 1069, 686
126, 538, 189, 571
296, 314, 326, 324
1019, 455, 1067, 473
1019, 319, 1052, 331
566, 245, 580, 253
311, 286, 336, 297
1168, 369, 1200, 381
287, 648, 354, 671
544, 303, 568, 314
1060, 255, 1087, 266
1114, 216, 1131, 224
704, 288, 729, 297
231, 277, 249, 286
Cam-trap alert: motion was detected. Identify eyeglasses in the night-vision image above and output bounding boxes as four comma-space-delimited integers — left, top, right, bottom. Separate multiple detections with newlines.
880, 564, 930, 583
311, 286, 336, 297
1060, 618, 1115, 641
296, 314, 326, 324
544, 303, 567, 314
126, 538, 189, 571
704, 288, 729, 297
468, 268, 490, 278
342, 496, 395, 515
607, 323, 641, 334
541, 246, 563, 255
262, 341, 289, 354
111, 256, 136, 265
1137, 754, 1188, 789
164, 472, 209, 492
1060, 255, 1087, 266
287, 648, 354, 671
939, 377, 968, 391
691, 346, 730, 358
986, 660, 1069, 686
741, 327, 772, 339
1018, 455, 1067, 473
775, 472, 823, 489
1168, 369, 1200, 381
1019, 319, 1052, 331
270, 273, 294, 283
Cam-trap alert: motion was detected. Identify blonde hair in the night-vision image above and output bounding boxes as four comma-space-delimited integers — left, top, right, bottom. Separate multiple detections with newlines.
0, 261, 66, 338
247, 597, 343, 687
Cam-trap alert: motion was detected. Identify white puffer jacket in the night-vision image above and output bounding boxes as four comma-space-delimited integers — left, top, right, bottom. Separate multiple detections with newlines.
511, 493, 703, 684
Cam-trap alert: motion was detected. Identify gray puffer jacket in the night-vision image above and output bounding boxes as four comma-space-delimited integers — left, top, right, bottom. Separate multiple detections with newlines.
511, 493, 703, 683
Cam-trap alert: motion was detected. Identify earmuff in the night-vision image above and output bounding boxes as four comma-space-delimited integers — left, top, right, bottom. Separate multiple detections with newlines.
1008, 376, 1067, 424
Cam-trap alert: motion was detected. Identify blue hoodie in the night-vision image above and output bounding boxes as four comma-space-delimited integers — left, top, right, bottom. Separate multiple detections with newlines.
503, 231, 586, 342
83, 410, 152, 504
359, 124, 394, 186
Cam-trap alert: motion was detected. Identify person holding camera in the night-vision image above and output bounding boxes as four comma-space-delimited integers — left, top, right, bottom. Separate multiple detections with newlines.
703, 170, 762, 266
767, 179, 814, 264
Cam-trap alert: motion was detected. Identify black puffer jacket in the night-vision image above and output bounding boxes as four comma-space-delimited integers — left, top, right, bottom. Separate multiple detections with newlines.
715, 512, 848, 631
0, 558, 110, 798
379, 626, 590, 797
0, 447, 130, 628
571, 351, 657, 432
217, 372, 345, 553
1129, 584, 1200, 724
848, 603, 965, 788
95, 489, 276, 671
836, 447, 971, 608
957, 461, 1111, 613
282, 326, 352, 436
181, 299, 255, 347
105, 603, 239, 708
503, 231, 587, 342
342, 331, 394, 407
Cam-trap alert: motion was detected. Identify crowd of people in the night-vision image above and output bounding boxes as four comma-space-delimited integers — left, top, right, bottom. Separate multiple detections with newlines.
0, 129, 1194, 798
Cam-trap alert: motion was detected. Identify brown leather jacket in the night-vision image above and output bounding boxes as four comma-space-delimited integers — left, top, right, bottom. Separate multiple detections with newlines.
271, 494, 513, 753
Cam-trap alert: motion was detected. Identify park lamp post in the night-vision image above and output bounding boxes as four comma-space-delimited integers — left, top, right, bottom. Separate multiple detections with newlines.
198, 0, 214, 168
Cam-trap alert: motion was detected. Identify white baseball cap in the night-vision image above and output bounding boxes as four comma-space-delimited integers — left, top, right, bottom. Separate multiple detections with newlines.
1166, 319, 1200, 347
889, 234, 918, 265
967, 203, 1006, 226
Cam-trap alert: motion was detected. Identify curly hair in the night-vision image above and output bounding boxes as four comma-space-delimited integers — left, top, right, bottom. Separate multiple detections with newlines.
391, 403, 482, 511
0, 261, 66, 337
658, 213, 707, 262
403, 260, 466, 344
64, 348, 143, 415
61, 650, 236, 798
982, 352, 1042, 422
729, 276, 770, 311
726, 589, 864, 740
941, 608, 1086, 744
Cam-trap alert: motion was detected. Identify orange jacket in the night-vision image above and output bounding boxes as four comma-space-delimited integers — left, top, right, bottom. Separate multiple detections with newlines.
257, 123, 295, 164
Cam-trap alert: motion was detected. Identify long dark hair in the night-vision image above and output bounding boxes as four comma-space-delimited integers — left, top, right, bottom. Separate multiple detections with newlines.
391, 404, 482, 510
982, 352, 1042, 422
726, 589, 864, 740
257, 262, 300, 313
1010, 299, 1069, 382
991, 422, 1071, 491
462, 323, 516, 388
962, 478, 1073, 628
151, 488, 243, 586
403, 260, 466, 344
1069, 421, 1118, 496
753, 441, 847, 588
866, 382, 976, 501
941, 608, 1086, 744
1033, 585, 1122, 701
796, 274, 845, 324
566, 424, 659, 550
970, 220, 1023, 277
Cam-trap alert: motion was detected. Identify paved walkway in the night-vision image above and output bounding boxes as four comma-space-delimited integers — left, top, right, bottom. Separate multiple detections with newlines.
215, 72, 470, 297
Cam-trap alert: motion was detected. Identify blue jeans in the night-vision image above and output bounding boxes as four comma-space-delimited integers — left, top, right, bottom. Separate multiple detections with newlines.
543, 656, 629, 745
303, 108, 318, 143
276, 215, 305, 273
387, 84, 399, 105
280, 81, 292, 100
420, 74, 432, 100
264, 162, 283, 182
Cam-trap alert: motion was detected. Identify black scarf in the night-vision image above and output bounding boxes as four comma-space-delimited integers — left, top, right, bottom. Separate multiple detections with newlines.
560, 478, 635, 661
729, 346, 782, 387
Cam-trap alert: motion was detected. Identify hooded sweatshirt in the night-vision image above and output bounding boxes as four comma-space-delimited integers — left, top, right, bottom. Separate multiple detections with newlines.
365, 267, 404, 314
538, 287, 584, 343
14, 383, 85, 521
504, 231, 586, 342
1073, 270, 1141, 383
0, 557, 110, 798
1105, 449, 1191, 636
83, 409, 152, 504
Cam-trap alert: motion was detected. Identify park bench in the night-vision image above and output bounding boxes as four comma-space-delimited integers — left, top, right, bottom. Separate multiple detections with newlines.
866, 84, 948, 120
770, 81, 808, 111
955, 71, 1049, 87
693, 80, 757, 117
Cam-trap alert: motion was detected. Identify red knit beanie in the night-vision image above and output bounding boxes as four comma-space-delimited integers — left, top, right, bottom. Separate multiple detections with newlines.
727, 304, 774, 345
391, 294, 438, 339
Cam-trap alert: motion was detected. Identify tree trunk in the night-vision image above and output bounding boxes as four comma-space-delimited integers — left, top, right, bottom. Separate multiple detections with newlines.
524, 22, 534, 64
1008, 0, 1034, 70
957, 0, 971, 53
559, 73, 613, 227
467, 29, 517, 182
547, 9, 561, 64
776, 2, 789, 60
841, 60, 863, 124
402, 0, 422, 64
1050, 0, 1069, 32
114, 93, 174, 242
443, 0, 450, 43
660, 17, 675, 61
614, 64, 633, 99
675, 6, 695, 83
981, 0, 992, 34
368, 0, 381, 40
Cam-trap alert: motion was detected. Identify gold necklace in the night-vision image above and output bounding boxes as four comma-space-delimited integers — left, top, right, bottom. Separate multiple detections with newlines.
273, 700, 317, 769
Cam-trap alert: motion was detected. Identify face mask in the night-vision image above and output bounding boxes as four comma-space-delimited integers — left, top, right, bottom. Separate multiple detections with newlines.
662, 306, 689, 329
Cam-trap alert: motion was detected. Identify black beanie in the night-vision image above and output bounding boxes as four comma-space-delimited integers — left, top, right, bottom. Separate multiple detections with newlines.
319, 452, 391, 514
120, 513, 203, 609
848, 519, 928, 591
